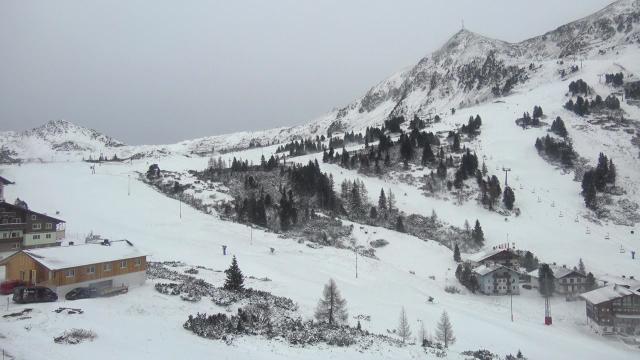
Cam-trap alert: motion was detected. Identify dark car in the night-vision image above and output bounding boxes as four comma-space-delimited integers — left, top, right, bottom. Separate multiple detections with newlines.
0, 280, 27, 295
13, 286, 58, 303
65, 287, 98, 300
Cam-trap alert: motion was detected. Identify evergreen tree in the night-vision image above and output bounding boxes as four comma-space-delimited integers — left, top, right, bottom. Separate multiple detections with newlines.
452, 133, 461, 152
481, 161, 488, 176
586, 272, 596, 291
315, 278, 348, 326
538, 264, 555, 296
578, 258, 586, 274
422, 144, 435, 165
397, 307, 412, 344
550, 116, 568, 138
437, 161, 447, 180
378, 189, 387, 210
435, 311, 456, 348
471, 220, 484, 246
503, 186, 515, 210
369, 206, 378, 219
395, 215, 406, 233
453, 244, 461, 262
488, 175, 502, 209
223, 256, 245, 291
388, 189, 396, 212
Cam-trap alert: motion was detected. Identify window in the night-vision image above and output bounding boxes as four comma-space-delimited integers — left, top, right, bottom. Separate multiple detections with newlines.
103, 263, 112, 272
120, 260, 128, 269
45, 234, 52, 239
87, 265, 96, 274
45, 223, 52, 230
13, 218, 20, 223
135, 258, 142, 267
65, 269, 75, 278
1, 218, 7, 224
11, 232, 18, 237
32, 223, 41, 230
11, 243, 18, 249
32, 234, 40, 240
31, 215, 37, 220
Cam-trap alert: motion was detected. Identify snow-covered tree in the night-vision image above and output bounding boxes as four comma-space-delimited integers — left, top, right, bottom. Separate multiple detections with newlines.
397, 307, 412, 344
378, 189, 387, 210
453, 244, 461, 262
314, 278, 348, 326
435, 311, 456, 348
471, 220, 484, 246
223, 256, 244, 291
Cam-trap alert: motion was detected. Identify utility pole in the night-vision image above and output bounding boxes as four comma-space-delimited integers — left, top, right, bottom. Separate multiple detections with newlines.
510, 289, 514, 322
502, 167, 512, 187
355, 249, 358, 279
127, 175, 131, 196
179, 195, 182, 219
250, 227, 253, 246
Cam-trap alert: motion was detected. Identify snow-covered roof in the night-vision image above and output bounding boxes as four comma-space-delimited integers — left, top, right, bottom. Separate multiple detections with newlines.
22, 240, 145, 270
548, 265, 585, 279
0, 176, 13, 185
527, 265, 585, 279
598, 274, 640, 289
466, 248, 517, 263
472, 264, 517, 277
580, 285, 640, 305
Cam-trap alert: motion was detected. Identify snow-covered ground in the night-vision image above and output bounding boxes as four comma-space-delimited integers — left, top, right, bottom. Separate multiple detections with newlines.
2, 2, 640, 358
0, 147, 638, 359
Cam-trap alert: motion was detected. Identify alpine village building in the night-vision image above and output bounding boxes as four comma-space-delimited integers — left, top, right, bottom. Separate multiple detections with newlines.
0, 240, 147, 297
0, 201, 66, 253
581, 284, 640, 335
473, 264, 521, 295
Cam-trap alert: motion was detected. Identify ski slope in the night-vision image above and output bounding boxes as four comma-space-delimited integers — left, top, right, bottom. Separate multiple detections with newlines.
0, 153, 637, 359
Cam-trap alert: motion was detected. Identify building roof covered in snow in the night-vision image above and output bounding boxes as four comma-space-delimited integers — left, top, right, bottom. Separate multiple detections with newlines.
597, 274, 640, 290
0, 176, 13, 185
466, 248, 518, 263
580, 284, 640, 305
15, 240, 145, 270
472, 264, 519, 277
527, 264, 586, 279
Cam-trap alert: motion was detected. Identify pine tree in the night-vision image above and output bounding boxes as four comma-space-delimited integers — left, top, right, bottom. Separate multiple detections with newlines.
223, 256, 245, 291
388, 189, 396, 212
314, 278, 348, 326
369, 206, 378, 219
481, 161, 488, 176
578, 258, 586, 274
586, 272, 596, 291
397, 307, 412, 344
538, 264, 555, 296
395, 215, 406, 233
378, 189, 387, 210
453, 244, 461, 262
471, 220, 484, 246
435, 311, 456, 348
422, 144, 435, 165
503, 186, 515, 210
464, 219, 471, 234
452, 133, 461, 152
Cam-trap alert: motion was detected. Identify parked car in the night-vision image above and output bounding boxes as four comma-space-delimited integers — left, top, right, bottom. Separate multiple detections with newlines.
65, 287, 98, 300
0, 280, 27, 295
13, 286, 58, 303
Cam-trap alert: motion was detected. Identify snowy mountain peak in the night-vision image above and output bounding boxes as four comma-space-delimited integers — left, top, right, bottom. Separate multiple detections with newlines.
22, 119, 125, 149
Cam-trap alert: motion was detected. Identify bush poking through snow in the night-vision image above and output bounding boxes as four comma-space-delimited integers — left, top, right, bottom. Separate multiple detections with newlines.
54, 329, 97, 344
369, 239, 389, 248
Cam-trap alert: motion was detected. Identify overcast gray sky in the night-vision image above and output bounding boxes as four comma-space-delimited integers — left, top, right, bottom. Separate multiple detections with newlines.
0, 0, 613, 144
